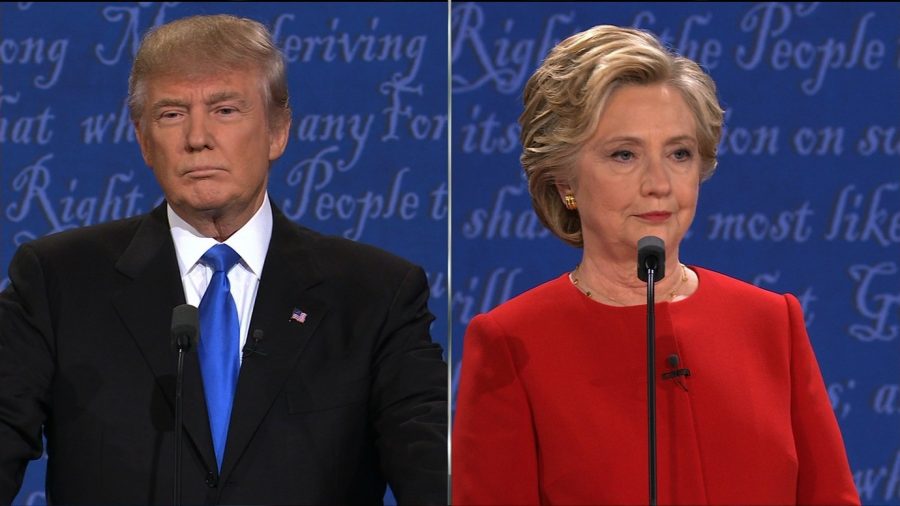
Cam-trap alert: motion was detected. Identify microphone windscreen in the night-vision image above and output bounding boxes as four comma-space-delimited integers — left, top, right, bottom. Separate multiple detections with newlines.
637, 236, 666, 282
667, 354, 679, 368
170, 304, 199, 352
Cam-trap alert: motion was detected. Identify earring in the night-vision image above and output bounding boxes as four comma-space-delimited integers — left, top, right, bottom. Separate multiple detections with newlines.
563, 194, 577, 210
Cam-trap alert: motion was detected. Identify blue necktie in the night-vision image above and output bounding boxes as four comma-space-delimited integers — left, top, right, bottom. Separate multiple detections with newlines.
198, 244, 241, 471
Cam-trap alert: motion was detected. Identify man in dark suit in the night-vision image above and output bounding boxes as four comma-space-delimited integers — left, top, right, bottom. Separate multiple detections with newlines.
0, 14, 447, 505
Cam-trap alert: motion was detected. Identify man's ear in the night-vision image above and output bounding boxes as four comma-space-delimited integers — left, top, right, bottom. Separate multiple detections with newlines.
268, 116, 291, 161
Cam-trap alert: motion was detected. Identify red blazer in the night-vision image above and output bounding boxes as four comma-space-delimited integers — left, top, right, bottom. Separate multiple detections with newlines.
453, 267, 859, 505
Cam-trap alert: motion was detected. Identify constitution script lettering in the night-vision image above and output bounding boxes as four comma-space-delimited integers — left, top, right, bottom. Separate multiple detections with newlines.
857, 126, 900, 156
6, 154, 146, 238
0, 87, 54, 145
826, 183, 900, 246
451, 2, 576, 94
453, 267, 524, 325
273, 14, 426, 83
282, 155, 420, 241
0, 34, 68, 89
736, 3, 885, 94
717, 109, 780, 155
827, 379, 856, 420
461, 182, 551, 240
847, 262, 899, 342
94, 3, 176, 65
380, 75, 447, 142
706, 201, 814, 242
873, 384, 900, 415
294, 113, 374, 172
632, 10, 723, 69
459, 104, 519, 155
853, 450, 900, 502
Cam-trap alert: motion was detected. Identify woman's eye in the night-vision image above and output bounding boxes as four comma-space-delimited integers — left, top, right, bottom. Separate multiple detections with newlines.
611, 150, 634, 161
673, 148, 693, 161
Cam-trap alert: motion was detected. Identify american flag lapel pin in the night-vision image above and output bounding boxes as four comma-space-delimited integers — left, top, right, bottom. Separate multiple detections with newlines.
290, 308, 308, 324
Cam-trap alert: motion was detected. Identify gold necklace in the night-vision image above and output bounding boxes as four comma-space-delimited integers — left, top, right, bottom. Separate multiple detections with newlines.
569, 263, 688, 305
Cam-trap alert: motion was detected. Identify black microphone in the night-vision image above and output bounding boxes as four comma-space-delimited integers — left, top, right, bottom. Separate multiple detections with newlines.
170, 304, 199, 352
242, 329, 267, 359
169, 304, 198, 506
662, 354, 692, 380
637, 236, 666, 282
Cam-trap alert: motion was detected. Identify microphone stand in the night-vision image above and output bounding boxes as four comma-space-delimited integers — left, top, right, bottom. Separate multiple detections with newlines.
174, 340, 187, 506
646, 266, 658, 506
170, 304, 198, 506
637, 235, 664, 506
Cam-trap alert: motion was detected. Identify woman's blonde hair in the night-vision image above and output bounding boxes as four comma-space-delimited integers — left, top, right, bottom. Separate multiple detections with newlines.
520, 25, 724, 247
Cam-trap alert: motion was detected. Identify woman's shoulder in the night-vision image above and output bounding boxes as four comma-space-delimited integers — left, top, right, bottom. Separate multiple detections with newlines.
471, 273, 574, 328
693, 265, 794, 310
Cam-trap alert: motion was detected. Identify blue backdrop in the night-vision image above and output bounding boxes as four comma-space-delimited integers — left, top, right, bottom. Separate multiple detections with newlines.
1, 2, 447, 504
451, 2, 899, 505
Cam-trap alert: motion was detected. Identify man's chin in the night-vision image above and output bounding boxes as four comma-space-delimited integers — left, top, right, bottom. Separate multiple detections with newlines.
171, 195, 232, 216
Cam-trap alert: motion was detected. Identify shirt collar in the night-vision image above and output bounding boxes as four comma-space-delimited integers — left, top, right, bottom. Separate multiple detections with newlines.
168, 194, 273, 278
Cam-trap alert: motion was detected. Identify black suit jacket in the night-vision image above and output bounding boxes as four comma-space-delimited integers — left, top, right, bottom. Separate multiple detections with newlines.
0, 204, 447, 505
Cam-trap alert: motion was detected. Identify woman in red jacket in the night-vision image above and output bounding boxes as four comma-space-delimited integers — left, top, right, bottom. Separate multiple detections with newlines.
452, 25, 859, 506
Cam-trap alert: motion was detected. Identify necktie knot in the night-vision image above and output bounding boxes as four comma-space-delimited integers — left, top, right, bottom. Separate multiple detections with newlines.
202, 244, 241, 274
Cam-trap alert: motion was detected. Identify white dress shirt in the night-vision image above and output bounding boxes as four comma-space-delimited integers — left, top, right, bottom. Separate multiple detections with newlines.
168, 194, 273, 364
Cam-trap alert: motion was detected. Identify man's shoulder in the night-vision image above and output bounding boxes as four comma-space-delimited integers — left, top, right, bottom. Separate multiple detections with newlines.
275, 216, 419, 276
5, 212, 162, 291
316, 233, 416, 271
271, 218, 427, 308
21, 212, 151, 259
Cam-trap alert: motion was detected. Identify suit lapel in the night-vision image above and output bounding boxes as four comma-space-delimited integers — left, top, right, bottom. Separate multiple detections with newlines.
220, 208, 328, 481
111, 204, 217, 471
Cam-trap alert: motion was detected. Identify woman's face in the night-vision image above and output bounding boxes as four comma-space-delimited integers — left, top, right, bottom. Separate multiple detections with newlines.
561, 83, 701, 259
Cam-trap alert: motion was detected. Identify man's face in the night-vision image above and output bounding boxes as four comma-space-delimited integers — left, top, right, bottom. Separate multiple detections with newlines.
135, 68, 289, 228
